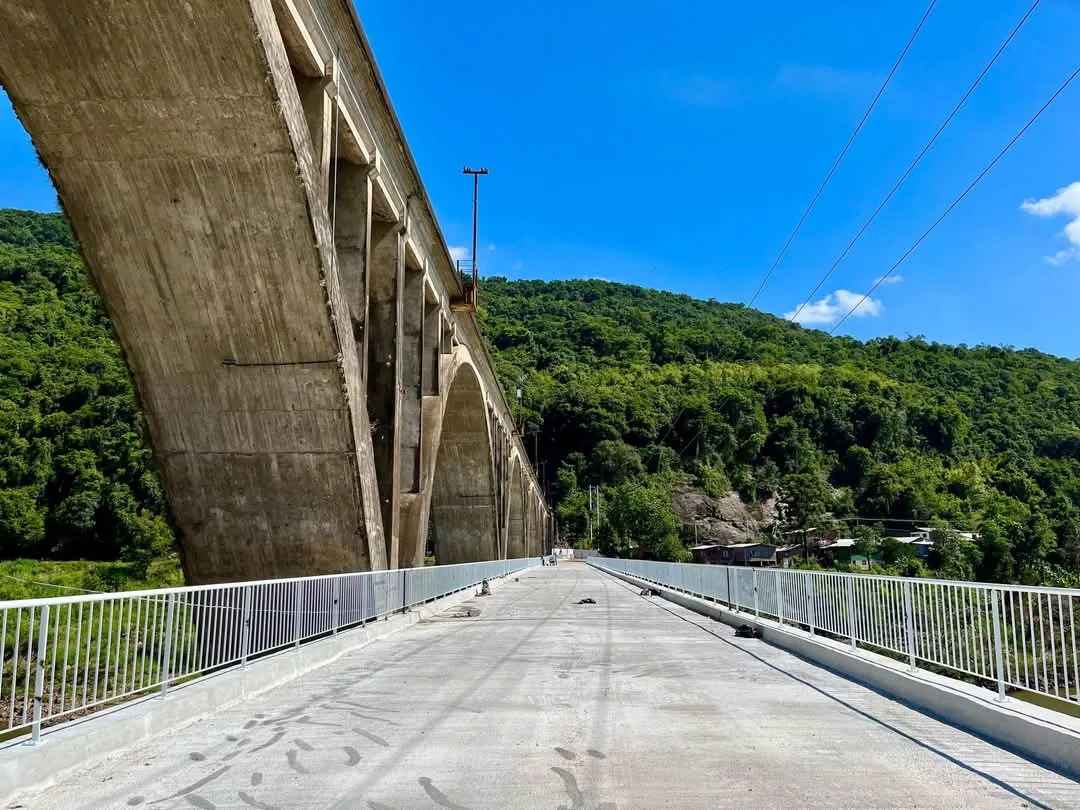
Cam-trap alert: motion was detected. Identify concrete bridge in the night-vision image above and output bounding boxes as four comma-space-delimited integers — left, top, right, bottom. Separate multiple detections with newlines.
0, 0, 549, 582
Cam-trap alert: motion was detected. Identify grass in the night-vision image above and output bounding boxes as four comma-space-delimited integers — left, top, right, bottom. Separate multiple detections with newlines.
1012, 688, 1080, 719
0, 556, 184, 601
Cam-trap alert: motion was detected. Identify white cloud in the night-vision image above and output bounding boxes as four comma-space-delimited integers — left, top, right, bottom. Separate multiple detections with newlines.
487, 242, 496, 252
877, 274, 903, 285
1021, 181, 1080, 265
449, 246, 468, 262
785, 289, 883, 325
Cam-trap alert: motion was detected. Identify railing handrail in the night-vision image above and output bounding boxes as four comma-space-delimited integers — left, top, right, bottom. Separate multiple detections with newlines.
594, 558, 1080, 598
0, 558, 531, 609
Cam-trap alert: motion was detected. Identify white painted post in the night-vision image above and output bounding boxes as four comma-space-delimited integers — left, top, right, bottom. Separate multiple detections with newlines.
160, 594, 176, 699
805, 574, 816, 635
903, 581, 917, 672
30, 604, 50, 745
294, 581, 303, 650
775, 573, 783, 625
332, 578, 341, 635
240, 586, 252, 670
752, 569, 760, 617
991, 589, 1007, 702
845, 576, 857, 650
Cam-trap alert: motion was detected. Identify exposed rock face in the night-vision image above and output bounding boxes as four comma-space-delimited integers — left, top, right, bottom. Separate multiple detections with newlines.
672, 487, 778, 545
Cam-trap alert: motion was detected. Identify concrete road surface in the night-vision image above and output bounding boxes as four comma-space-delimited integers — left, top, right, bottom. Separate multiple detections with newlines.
19, 564, 1080, 809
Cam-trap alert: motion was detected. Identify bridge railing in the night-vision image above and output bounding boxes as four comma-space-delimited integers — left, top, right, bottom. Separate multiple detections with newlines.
0, 558, 534, 745
590, 557, 1080, 708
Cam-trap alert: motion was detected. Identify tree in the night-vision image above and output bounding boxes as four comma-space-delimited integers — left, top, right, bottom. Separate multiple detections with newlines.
778, 471, 830, 559
599, 482, 687, 562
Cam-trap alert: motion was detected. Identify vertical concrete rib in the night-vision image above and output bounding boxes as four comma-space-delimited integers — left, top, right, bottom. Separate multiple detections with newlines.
366, 218, 402, 567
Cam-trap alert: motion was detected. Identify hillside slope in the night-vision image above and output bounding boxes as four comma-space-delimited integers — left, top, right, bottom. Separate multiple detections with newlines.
2, 209, 1080, 586
479, 277, 1080, 583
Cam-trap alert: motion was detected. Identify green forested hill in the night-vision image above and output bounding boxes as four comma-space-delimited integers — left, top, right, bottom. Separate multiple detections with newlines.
0, 209, 174, 586
478, 277, 1080, 583
3, 208, 1080, 587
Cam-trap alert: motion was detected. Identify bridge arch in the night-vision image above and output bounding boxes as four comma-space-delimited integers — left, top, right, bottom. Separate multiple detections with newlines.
426, 353, 499, 565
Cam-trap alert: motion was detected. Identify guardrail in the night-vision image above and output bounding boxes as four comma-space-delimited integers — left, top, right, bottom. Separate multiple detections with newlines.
590, 557, 1080, 708
1, 559, 533, 744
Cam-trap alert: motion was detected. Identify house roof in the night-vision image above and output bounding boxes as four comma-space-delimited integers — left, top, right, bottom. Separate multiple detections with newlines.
689, 544, 721, 551
822, 538, 856, 549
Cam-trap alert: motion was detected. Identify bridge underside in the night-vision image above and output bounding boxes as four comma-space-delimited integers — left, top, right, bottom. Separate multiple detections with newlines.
0, 0, 549, 582
19, 564, 1080, 809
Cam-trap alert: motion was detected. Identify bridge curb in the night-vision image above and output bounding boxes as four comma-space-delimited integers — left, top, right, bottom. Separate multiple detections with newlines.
599, 567, 1080, 782
0, 571, 528, 806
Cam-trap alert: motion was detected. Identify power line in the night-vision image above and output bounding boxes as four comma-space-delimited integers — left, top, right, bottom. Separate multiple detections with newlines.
747, 0, 938, 308
832, 61, 1080, 333
787, 0, 1042, 325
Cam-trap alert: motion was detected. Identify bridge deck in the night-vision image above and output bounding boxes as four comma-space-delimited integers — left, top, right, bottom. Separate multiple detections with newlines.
28, 564, 1080, 808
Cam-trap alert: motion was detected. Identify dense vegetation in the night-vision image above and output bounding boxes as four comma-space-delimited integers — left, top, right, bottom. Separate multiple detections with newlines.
478, 277, 1080, 585
0, 210, 177, 592
3, 208, 1080, 590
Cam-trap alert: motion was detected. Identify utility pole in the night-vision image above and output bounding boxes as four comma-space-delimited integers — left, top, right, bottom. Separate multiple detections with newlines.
588, 486, 594, 548
461, 166, 488, 309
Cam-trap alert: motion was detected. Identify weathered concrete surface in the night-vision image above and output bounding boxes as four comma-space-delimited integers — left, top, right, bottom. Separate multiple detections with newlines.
19, 565, 1080, 809
0, 0, 550, 582
0, 0, 387, 581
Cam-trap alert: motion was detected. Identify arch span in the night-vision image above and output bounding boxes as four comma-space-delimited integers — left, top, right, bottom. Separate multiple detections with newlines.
427, 358, 498, 565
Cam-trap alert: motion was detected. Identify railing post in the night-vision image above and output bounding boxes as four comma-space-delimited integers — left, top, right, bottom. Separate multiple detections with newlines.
240, 586, 252, 670
752, 569, 760, 617
294, 581, 303, 650
29, 604, 50, 745
991, 589, 1007, 702
903, 581, 917, 672
332, 577, 341, 635
775, 573, 783, 625
725, 566, 732, 609
401, 568, 408, 613
805, 574, 816, 636
845, 576, 857, 650
160, 594, 176, 700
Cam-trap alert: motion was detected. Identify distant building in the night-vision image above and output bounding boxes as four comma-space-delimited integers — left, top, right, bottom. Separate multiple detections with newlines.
690, 542, 779, 566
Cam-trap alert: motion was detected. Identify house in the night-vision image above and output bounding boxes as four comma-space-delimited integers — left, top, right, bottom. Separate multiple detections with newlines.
776, 544, 801, 567
691, 543, 779, 566
690, 544, 725, 565
721, 542, 779, 567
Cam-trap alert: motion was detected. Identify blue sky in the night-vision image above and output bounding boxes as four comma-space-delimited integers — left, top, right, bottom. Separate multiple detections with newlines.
3, 2, 1080, 355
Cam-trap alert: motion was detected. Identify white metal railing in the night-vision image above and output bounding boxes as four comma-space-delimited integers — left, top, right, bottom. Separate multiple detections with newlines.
590, 557, 1080, 707
1, 559, 533, 744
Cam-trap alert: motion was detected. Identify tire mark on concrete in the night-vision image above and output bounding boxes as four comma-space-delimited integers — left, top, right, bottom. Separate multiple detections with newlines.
587, 749, 607, 759
366, 802, 395, 810
343, 746, 361, 766
353, 728, 390, 747
238, 791, 277, 809
551, 767, 585, 810
151, 766, 231, 804
294, 738, 314, 752
554, 747, 576, 761
250, 731, 285, 753
251, 772, 263, 786
418, 777, 471, 810
184, 795, 216, 810
285, 749, 309, 775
